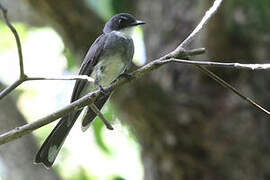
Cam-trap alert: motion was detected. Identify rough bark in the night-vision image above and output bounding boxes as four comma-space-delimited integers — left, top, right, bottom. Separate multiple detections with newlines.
0, 84, 60, 180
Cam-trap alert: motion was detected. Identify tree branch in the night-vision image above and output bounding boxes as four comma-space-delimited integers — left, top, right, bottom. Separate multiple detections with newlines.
1, 46, 270, 145
0, 3, 24, 77
0, 2, 96, 100
88, 104, 114, 130
0, 90, 101, 145
157, 0, 269, 116
25, 75, 94, 82
167, 58, 270, 70
179, 0, 223, 49
0, 79, 24, 100
0, 75, 94, 100
0, 49, 203, 145
195, 65, 270, 115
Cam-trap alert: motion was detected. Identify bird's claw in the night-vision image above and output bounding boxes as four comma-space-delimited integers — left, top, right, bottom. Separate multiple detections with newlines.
119, 73, 132, 81
98, 84, 106, 95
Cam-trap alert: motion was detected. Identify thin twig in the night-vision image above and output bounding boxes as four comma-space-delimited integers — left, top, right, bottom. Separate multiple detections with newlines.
179, 0, 223, 48
88, 104, 114, 130
196, 66, 270, 115
0, 2, 25, 100
167, 58, 270, 70
26, 75, 95, 82
0, 3, 24, 77
169, 0, 269, 115
164, 0, 223, 59
0, 79, 24, 100
162, 58, 270, 115
0, 75, 94, 100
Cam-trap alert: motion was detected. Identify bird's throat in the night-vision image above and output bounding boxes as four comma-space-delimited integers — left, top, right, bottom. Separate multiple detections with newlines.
116, 26, 135, 39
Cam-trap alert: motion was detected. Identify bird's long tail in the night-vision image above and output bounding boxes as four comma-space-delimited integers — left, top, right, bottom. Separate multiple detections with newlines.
34, 95, 110, 168
34, 112, 79, 168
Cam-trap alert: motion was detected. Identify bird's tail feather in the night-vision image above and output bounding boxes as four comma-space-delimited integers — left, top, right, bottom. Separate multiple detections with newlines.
34, 112, 79, 168
35, 94, 111, 168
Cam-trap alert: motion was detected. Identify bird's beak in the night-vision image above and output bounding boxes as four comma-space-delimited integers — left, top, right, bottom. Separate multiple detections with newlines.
131, 20, 146, 26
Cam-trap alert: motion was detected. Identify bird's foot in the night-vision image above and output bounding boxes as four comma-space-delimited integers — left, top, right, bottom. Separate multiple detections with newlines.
118, 73, 133, 81
94, 80, 107, 95
98, 84, 106, 95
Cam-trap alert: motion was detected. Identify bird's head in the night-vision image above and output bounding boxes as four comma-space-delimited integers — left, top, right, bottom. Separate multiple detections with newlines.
103, 13, 145, 34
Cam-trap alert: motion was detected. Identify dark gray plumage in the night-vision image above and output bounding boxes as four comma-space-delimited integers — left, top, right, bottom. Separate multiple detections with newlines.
34, 13, 145, 168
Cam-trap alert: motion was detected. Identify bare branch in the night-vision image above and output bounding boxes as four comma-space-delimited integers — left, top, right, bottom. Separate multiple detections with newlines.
0, 2, 26, 100
179, 0, 223, 48
0, 90, 101, 145
0, 79, 24, 100
0, 3, 24, 77
1, 47, 270, 145
196, 66, 270, 116
88, 104, 114, 130
167, 59, 270, 70
0, 75, 94, 100
166, 0, 223, 58
0, 49, 205, 145
161, 0, 269, 115
0, 2, 97, 99
26, 75, 95, 82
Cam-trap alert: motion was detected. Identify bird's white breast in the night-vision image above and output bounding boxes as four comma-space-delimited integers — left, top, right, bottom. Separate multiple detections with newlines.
89, 54, 126, 89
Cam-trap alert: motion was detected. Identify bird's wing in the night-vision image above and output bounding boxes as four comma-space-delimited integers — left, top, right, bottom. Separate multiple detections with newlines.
34, 34, 109, 167
71, 33, 107, 102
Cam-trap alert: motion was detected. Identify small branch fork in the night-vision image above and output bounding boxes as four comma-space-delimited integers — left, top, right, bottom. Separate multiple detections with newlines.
0, 3, 95, 100
0, 0, 269, 145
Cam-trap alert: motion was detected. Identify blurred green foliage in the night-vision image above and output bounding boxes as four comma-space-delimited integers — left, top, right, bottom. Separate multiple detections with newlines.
111, 0, 133, 15
55, 158, 98, 180
85, 0, 134, 21
0, 22, 28, 50
63, 48, 77, 71
226, 0, 270, 35
68, 167, 94, 180
111, 176, 126, 180
85, 0, 114, 20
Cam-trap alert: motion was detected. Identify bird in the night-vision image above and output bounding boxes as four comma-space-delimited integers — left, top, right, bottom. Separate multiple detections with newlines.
34, 13, 145, 168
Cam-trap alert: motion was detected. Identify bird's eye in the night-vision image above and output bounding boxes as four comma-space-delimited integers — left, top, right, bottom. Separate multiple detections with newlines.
118, 19, 123, 24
